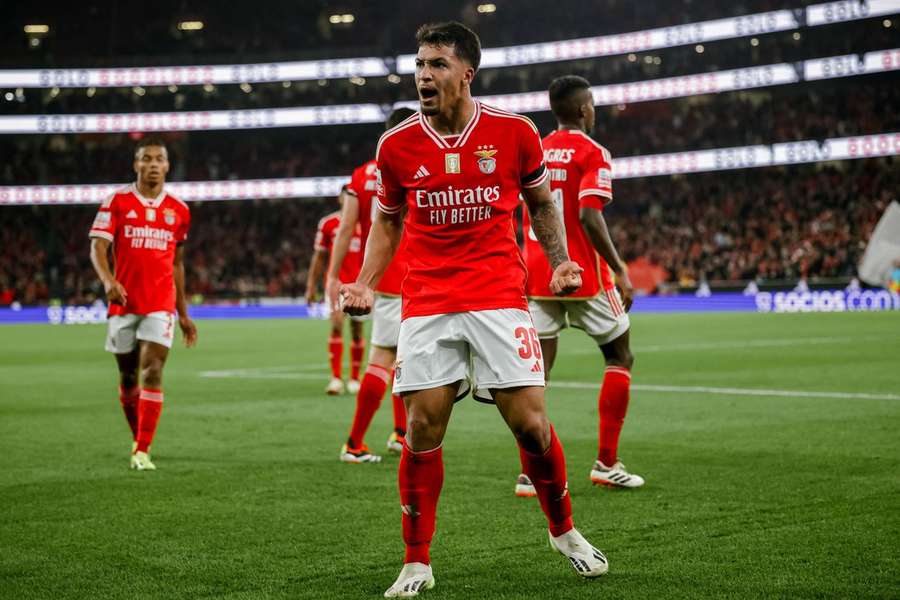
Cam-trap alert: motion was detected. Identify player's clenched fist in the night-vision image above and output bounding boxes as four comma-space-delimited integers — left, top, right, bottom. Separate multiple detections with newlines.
550, 261, 584, 296
340, 282, 375, 316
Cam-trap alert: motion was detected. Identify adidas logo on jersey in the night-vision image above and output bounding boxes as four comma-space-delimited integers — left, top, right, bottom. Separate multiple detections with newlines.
126, 209, 138, 219
531, 361, 543, 373
414, 165, 430, 180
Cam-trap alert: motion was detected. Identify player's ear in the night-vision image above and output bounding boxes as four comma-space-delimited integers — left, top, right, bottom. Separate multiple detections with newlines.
463, 65, 475, 87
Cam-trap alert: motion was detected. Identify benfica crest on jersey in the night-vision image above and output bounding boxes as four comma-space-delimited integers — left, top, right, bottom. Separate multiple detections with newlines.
474, 146, 498, 174
164, 208, 177, 225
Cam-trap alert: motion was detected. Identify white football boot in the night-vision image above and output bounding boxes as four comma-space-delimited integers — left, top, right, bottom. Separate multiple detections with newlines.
325, 377, 345, 395
589, 460, 645, 488
347, 379, 361, 394
340, 443, 382, 464
514, 473, 537, 498
386, 430, 405, 454
384, 562, 435, 598
549, 528, 608, 577
130, 451, 156, 471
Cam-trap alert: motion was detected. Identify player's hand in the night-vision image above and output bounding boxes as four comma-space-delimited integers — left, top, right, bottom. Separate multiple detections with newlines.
550, 261, 584, 296
339, 282, 374, 316
179, 315, 198, 348
304, 287, 318, 306
325, 275, 341, 312
614, 268, 634, 312
103, 279, 128, 306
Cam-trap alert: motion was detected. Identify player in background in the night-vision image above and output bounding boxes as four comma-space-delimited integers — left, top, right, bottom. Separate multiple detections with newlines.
89, 137, 197, 471
515, 75, 642, 497
306, 193, 365, 395
340, 23, 608, 598
326, 107, 416, 463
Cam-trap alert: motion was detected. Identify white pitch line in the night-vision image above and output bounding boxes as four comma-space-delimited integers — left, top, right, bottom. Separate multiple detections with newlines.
551, 381, 900, 401
570, 335, 880, 355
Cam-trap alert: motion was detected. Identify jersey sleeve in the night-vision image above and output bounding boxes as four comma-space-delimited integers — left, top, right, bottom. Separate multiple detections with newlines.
519, 120, 549, 189
88, 195, 116, 241
314, 218, 331, 252
578, 146, 614, 210
344, 169, 361, 198
375, 143, 404, 215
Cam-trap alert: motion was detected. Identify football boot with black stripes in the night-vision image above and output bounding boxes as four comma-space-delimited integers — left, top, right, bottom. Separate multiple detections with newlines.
383, 562, 434, 598
549, 528, 609, 577
590, 460, 645, 488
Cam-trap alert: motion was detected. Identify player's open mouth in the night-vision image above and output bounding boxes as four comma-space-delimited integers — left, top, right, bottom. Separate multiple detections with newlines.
419, 88, 438, 100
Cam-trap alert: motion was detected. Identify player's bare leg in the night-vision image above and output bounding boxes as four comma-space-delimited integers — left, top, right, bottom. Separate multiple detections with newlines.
515, 337, 557, 497
495, 386, 608, 577
130, 341, 169, 471
114, 348, 141, 448
341, 345, 398, 464
348, 319, 365, 393
592, 329, 643, 487
326, 309, 346, 395
384, 383, 456, 598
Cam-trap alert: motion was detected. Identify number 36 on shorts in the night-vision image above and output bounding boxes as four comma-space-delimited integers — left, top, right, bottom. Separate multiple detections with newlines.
514, 326, 543, 359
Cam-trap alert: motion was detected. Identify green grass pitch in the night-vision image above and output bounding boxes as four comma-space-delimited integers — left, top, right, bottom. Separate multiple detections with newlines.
1, 311, 898, 599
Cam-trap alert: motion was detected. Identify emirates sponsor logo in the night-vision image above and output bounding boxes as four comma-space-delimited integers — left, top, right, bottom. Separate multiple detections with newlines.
414, 185, 500, 208
124, 225, 174, 250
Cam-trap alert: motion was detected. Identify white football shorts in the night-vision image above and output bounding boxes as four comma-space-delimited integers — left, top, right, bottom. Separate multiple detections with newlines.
105, 311, 175, 353
394, 308, 545, 403
529, 287, 629, 346
370, 294, 401, 348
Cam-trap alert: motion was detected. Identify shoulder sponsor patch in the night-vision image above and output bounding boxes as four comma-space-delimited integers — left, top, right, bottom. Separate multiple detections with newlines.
597, 168, 612, 187
93, 211, 111, 227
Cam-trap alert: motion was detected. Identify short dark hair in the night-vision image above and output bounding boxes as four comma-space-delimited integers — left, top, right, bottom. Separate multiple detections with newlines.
548, 75, 591, 121
134, 136, 167, 157
415, 21, 481, 71
386, 107, 416, 130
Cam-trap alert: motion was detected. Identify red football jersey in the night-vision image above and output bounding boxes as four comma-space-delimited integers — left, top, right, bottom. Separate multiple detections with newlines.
524, 129, 615, 298
88, 185, 191, 316
315, 210, 362, 284
346, 159, 408, 296
376, 101, 548, 318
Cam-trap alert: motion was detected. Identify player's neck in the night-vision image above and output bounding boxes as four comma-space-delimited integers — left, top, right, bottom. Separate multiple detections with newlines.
427, 96, 475, 136
136, 180, 164, 199
557, 121, 585, 133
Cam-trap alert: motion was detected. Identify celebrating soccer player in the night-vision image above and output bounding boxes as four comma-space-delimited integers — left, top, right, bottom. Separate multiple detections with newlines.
89, 137, 197, 471
306, 191, 366, 395
326, 108, 416, 463
340, 23, 608, 597
515, 75, 643, 498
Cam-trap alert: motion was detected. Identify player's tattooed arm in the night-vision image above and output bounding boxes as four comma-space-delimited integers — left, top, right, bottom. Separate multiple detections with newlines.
523, 179, 583, 296
522, 180, 569, 268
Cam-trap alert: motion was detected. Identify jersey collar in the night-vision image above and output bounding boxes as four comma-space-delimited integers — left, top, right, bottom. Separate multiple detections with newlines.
418, 99, 481, 150
132, 183, 167, 207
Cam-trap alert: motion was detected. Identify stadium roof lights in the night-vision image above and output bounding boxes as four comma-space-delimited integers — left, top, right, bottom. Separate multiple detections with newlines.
3, 131, 897, 205
177, 21, 204, 31
2, 48, 896, 135
23, 24, 50, 34
2, 0, 897, 88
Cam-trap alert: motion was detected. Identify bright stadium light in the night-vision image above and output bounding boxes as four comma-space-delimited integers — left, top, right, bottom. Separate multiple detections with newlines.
132, 86, 145, 96
387, 74, 401, 84
477, 3, 497, 13
329, 14, 355, 24
282, 81, 292, 88
168, 84, 178, 93
695, 44, 705, 53
349, 76, 366, 86
750, 37, 759, 46
341, 14, 355, 23
203, 83, 215, 93
3, 93, 13, 102
24, 24, 50, 34
177, 21, 204, 31
240, 82, 252, 93
885, 19, 893, 27
627, 53, 637, 62
793, 32, 802, 40
86, 87, 96, 97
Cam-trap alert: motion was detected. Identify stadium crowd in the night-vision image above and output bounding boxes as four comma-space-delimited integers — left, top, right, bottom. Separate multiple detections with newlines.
1, 158, 893, 306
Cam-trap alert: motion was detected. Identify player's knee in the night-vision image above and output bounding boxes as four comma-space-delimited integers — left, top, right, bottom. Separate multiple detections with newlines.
513, 414, 550, 454
605, 347, 634, 370
140, 359, 165, 387
406, 414, 444, 451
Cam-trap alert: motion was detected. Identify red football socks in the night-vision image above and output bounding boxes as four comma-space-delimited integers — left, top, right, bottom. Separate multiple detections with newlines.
399, 444, 444, 565
598, 366, 631, 466
135, 388, 163, 453
349, 339, 365, 381
519, 426, 574, 537
118, 385, 140, 439
347, 364, 390, 448
328, 335, 343, 379
391, 392, 407, 434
